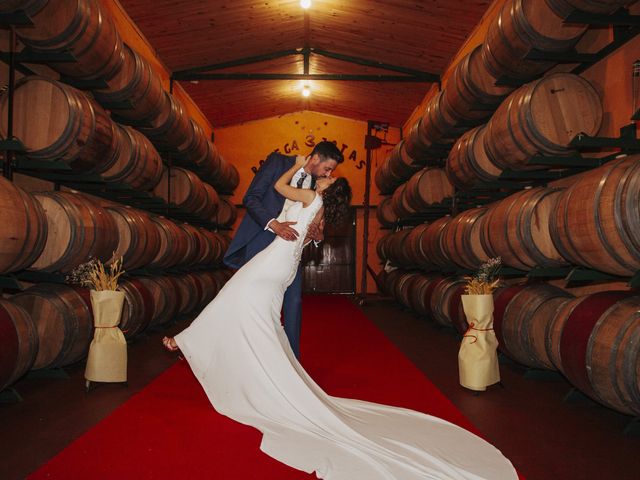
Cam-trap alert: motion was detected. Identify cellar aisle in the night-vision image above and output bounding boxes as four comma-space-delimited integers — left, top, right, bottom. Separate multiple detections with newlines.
2, 295, 639, 480
360, 296, 640, 480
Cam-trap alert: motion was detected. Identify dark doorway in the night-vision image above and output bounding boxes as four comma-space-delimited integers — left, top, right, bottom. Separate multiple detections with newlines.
302, 208, 356, 294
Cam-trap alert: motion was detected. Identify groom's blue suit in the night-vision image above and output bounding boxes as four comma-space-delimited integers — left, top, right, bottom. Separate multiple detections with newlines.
223, 152, 309, 359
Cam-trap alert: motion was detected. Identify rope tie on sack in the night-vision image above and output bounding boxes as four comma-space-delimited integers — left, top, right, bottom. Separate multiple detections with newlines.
462, 322, 494, 344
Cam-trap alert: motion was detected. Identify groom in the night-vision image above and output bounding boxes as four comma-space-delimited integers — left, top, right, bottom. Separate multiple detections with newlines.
223, 141, 344, 358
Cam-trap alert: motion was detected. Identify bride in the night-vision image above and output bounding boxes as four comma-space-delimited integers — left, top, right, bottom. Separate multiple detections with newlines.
162, 157, 518, 479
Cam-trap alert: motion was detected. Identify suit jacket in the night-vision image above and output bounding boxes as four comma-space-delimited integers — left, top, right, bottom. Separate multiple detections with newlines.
223, 152, 296, 269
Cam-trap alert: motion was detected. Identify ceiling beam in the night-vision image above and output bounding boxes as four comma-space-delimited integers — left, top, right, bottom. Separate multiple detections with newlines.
172, 72, 436, 82
173, 49, 300, 76
311, 48, 439, 81
172, 48, 440, 83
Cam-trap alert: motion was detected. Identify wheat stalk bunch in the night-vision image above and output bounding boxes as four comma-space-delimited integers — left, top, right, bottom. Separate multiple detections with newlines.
464, 257, 502, 295
65, 255, 125, 291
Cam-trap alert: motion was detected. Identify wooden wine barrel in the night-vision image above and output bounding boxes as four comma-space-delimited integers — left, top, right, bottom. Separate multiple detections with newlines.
404, 168, 454, 212
377, 141, 422, 194
405, 274, 438, 316
417, 276, 447, 320
135, 276, 180, 328
173, 274, 202, 316
213, 159, 240, 193
430, 277, 466, 331
375, 160, 396, 195
485, 73, 602, 170
440, 207, 490, 271
192, 183, 220, 220
418, 217, 452, 268
153, 167, 207, 215
176, 119, 209, 162
0, 299, 38, 391
148, 216, 190, 269
193, 229, 218, 266
381, 268, 404, 296
390, 183, 416, 219
12, 284, 93, 369
376, 233, 393, 263
0, 177, 48, 274
547, 291, 640, 415
584, 295, 640, 416
0, 76, 118, 172
31, 191, 118, 272
546, 0, 634, 17
94, 43, 167, 123
446, 125, 502, 189
395, 272, 423, 309
0, 0, 47, 15
550, 156, 640, 276
492, 284, 527, 358
442, 45, 514, 123
136, 277, 168, 328
119, 278, 153, 339
216, 197, 237, 227
388, 269, 412, 303
376, 196, 396, 228
482, 0, 587, 80
177, 223, 205, 266
190, 271, 223, 308
193, 141, 223, 179
16, 0, 124, 80
386, 228, 415, 268
403, 117, 434, 162
481, 187, 568, 270
500, 284, 574, 369
99, 125, 164, 190
138, 92, 194, 150
421, 91, 460, 142
403, 224, 430, 269
106, 206, 160, 270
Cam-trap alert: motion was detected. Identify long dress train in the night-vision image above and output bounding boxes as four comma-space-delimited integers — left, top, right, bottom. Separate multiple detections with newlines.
174, 193, 518, 479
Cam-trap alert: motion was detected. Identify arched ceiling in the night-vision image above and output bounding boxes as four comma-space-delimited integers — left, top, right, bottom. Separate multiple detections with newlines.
119, 0, 492, 127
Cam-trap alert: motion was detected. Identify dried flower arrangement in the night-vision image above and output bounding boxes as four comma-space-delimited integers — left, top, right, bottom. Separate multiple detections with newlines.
65, 256, 125, 291
464, 257, 502, 295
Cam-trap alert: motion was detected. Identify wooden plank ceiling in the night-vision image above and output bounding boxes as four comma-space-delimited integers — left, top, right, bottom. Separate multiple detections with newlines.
119, 0, 492, 128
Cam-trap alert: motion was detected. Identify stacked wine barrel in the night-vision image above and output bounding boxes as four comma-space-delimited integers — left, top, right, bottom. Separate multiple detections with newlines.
0, 1, 235, 398
380, 154, 640, 277
0, 269, 232, 391
0, 179, 229, 275
375, 0, 628, 195
0, 75, 237, 225
447, 73, 603, 188
381, 269, 640, 416
1, 0, 238, 195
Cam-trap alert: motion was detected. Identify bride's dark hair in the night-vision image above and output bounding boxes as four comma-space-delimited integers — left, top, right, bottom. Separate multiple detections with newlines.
321, 177, 352, 224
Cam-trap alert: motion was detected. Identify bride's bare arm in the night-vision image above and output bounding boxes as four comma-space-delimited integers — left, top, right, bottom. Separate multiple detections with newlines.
274, 157, 316, 206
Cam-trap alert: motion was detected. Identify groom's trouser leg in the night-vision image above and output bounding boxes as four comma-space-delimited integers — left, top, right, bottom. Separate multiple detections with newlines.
283, 266, 303, 359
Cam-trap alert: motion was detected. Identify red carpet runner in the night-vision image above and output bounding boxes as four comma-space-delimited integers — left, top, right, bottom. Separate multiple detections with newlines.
30, 295, 519, 479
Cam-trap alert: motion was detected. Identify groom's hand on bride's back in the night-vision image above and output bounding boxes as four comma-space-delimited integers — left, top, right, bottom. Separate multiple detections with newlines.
270, 220, 299, 241
305, 220, 324, 243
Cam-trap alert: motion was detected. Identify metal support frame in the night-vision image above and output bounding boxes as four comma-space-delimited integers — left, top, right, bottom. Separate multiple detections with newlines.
2, 26, 17, 180
358, 121, 388, 304
172, 47, 439, 83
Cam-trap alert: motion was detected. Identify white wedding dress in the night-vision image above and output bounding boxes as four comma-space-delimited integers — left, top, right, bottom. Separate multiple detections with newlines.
174, 193, 518, 480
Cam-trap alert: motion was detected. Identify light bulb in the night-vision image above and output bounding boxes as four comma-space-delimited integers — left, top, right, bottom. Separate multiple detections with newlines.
302, 85, 311, 97
300, 0, 311, 9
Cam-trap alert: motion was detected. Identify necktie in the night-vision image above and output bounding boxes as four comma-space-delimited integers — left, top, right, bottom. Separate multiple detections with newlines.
296, 172, 307, 189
